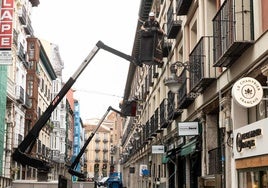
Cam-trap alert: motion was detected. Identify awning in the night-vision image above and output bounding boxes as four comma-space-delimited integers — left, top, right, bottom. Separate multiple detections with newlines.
180, 139, 198, 156
162, 155, 169, 164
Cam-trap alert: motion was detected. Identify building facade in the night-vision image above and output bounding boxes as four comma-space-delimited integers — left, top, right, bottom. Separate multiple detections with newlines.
0, 0, 38, 185
83, 111, 123, 181
0, 0, 75, 185
121, 0, 268, 188
42, 40, 66, 180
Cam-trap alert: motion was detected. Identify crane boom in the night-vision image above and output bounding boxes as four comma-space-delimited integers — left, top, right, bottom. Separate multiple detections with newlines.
68, 106, 122, 178
12, 41, 138, 172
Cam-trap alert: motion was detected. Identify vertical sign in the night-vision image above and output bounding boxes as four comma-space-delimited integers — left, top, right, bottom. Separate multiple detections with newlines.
0, 0, 14, 65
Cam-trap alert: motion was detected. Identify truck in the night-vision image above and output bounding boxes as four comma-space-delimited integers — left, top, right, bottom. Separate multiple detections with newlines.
12, 41, 139, 180
12, 34, 164, 185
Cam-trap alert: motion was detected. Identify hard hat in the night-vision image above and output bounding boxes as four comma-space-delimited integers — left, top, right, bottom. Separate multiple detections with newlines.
149, 12, 155, 17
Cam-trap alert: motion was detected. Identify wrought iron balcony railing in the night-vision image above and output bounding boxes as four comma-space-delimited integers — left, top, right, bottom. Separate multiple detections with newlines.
189, 36, 216, 93
213, 0, 254, 67
177, 69, 195, 109
176, 0, 193, 15
167, 2, 182, 39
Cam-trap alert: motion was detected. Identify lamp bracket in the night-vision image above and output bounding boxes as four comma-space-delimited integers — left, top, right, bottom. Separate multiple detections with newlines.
171, 61, 200, 73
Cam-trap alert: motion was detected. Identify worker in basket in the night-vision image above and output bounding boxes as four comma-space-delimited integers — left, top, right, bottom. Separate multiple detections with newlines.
141, 12, 164, 34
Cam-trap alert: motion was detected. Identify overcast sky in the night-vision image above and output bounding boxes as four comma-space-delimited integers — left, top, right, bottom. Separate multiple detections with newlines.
31, 1, 140, 120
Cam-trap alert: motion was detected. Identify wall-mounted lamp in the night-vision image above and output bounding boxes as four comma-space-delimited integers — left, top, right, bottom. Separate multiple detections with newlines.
133, 128, 141, 140
164, 61, 198, 93
128, 144, 133, 150
164, 61, 186, 93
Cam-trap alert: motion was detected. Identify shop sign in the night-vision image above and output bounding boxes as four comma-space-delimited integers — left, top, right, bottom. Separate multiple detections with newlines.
152, 145, 165, 154
234, 118, 268, 159
178, 122, 199, 136
232, 77, 263, 108
236, 128, 262, 152
0, 0, 14, 65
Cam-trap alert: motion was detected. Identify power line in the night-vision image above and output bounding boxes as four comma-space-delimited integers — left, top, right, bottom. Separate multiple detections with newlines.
74, 89, 123, 99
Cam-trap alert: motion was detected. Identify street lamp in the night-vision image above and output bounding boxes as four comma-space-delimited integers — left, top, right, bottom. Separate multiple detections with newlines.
133, 128, 140, 141
164, 61, 192, 93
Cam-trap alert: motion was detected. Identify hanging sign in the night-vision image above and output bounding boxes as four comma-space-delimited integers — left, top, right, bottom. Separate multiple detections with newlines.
178, 122, 199, 136
232, 77, 263, 108
152, 145, 165, 154
0, 0, 14, 65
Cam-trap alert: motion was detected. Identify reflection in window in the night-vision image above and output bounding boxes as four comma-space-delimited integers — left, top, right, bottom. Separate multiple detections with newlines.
238, 169, 268, 188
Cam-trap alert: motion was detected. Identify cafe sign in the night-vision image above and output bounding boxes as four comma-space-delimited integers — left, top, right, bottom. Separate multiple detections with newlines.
232, 77, 263, 108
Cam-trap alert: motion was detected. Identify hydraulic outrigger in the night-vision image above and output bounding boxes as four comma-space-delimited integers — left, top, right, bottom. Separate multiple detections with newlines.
12, 41, 139, 174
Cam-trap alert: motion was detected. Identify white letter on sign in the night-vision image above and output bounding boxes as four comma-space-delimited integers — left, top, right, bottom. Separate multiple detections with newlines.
1, 24, 10, 32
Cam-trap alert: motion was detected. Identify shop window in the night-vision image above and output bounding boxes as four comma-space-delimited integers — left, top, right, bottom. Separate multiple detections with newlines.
238, 169, 268, 188
248, 89, 268, 123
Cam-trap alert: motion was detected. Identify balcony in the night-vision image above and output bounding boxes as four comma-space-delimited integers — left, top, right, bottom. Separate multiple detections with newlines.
18, 6, 27, 25
213, 0, 254, 67
13, 29, 18, 46
153, 108, 163, 133
103, 148, 108, 152
159, 99, 170, 129
159, 93, 181, 129
167, 3, 182, 39
95, 137, 100, 142
23, 17, 34, 35
17, 43, 25, 60
167, 92, 181, 120
142, 122, 149, 144
163, 41, 172, 58
149, 115, 157, 138
51, 150, 60, 162
189, 36, 216, 93
95, 158, 100, 163
145, 121, 154, 141
152, 65, 159, 78
176, 0, 193, 15
15, 85, 24, 103
95, 147, 100, 152
23, 93, 31, 109
103, 138, 108, 143
177, 69, 195, 109
148, 67, 154, 87
41, 144, 46, 155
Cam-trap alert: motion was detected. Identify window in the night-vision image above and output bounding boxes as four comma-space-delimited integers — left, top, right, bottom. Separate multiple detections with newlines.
248, 89, 268, 123
238, 168, 268, 188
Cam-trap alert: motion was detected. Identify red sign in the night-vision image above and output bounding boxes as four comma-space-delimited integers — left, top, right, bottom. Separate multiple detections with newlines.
0, 0, 14, 49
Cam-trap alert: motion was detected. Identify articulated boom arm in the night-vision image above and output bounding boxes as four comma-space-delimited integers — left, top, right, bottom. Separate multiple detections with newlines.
68, 106, 122, 178
12, 41, 137, 172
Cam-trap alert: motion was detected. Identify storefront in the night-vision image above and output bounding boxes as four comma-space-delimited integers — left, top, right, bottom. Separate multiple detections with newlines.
234, 118, 268, 188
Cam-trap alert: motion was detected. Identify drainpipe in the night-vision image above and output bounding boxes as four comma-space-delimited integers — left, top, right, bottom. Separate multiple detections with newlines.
219, 90, 226, 188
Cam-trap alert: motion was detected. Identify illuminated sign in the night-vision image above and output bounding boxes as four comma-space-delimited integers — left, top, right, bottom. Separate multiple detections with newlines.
0, 0, 14, 65
232, 77, 263, 108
